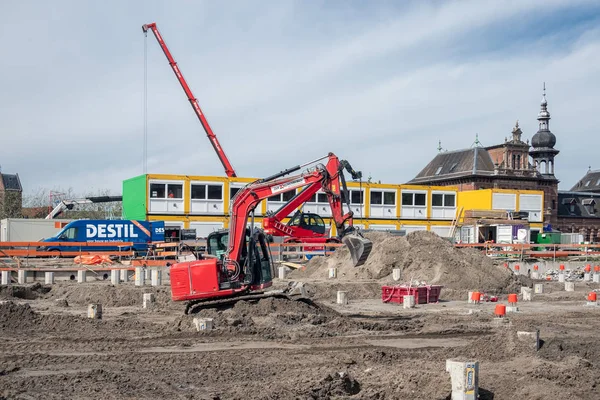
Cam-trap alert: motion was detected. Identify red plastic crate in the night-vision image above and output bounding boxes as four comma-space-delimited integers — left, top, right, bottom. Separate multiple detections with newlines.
381, 285, 443, 304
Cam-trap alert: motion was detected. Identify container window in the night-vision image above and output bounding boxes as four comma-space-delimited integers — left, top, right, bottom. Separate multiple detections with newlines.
167, 184, 183, 199
370, 191, 382, 205
384, 192, 396, 205
401, 193, 413, 206
444, 194, 456, 207
414, 193, 426, 206
191, 184, 206, 200
207, 185, 222, 200
282, 190, 296, 202
350, 190, 363, 205
317, 193, 328, 203
432, 194, 443, 207
268, 194, 281, 202
230, 187, 241, 200
150, 183, 165, 198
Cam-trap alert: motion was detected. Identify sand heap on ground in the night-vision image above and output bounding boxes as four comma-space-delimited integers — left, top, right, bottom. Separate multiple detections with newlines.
289, 231, 525, 292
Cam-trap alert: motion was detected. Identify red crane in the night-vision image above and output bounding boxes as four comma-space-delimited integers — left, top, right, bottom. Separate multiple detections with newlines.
142, 22, 237, 177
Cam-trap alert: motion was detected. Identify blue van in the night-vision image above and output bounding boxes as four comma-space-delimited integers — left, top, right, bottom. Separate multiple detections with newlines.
41, 220, 165, 256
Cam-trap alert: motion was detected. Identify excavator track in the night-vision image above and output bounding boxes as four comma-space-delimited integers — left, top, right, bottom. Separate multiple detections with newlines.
184, 290, 295, 315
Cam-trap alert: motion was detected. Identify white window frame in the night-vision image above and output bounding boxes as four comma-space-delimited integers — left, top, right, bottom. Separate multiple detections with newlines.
369, 189, 397, 206
148, 179, 185, 214
190, 181, 224, 215
149, 180, 185, 200
369, 189, 397, 219
190, 182, 224, 201
430, 190, 456, 220
400, 190, 428, 219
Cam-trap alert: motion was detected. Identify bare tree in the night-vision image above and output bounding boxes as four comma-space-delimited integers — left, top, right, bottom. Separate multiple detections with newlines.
0, 190, 23, 219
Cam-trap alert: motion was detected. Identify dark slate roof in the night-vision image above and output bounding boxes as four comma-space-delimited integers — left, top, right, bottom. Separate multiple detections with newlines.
409, 147, 496, 184
557, 191, 600, 218
1, 173, 22, 191
570, 170, 600, 193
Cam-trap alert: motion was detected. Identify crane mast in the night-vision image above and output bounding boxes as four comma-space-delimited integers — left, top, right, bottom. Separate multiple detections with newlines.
142, 22, 237, 177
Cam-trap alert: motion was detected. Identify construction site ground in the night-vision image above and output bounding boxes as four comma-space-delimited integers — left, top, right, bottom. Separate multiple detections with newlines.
1, 232, 599, 399
1, 279, 599, 400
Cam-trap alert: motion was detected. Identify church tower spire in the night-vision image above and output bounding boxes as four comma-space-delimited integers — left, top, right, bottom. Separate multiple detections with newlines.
530, 83, 559, 177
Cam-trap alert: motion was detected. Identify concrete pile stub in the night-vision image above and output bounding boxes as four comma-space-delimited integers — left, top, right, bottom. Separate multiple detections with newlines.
403, 295, 415, 309
337, 291, 348, 305
558, 273, 565, 283
44, 272, 54, 285
144, 268, 151, 281
87, 304, 102, 319
143, 293, 155, 309
17, 270, 26, 284
120, 269, 129, 283
521, 287, 533, 301
565, 282, 575, 292
135, 267, 145, 286
517, 330, 541, 351
278, 266, 288, 280
594, 274, 600, 283
77, 270, 86, 283
584, 273, 591, 282
151, 269, 162, 286
111, 270, 120, 285
328, 267, 337, 279
534, 284, 544, 294
193, 317, 213, 331
392, 268, 401, 281
445, 359, 479, 400
1, 271, 11, 286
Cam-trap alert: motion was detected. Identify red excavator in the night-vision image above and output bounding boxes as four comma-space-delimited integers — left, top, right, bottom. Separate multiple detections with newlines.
170, 153, 373, 313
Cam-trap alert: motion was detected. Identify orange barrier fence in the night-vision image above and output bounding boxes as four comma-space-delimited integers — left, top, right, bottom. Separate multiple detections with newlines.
0, 241, 135, 258
455, 242, 600, 259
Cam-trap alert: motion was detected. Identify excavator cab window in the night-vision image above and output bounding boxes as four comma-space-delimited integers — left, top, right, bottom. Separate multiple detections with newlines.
287, 211, 326, 235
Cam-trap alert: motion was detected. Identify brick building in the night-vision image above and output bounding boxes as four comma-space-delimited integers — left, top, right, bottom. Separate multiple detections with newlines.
409, 86, 600, 242
409, 87, 559, 226
0, 171, 23, 219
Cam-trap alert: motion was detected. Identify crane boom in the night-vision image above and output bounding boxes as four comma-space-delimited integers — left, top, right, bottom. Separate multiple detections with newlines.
142, 22, 237, 177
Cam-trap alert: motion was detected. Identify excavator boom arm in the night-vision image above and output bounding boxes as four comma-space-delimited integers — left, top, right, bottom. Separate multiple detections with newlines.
226, 153, 372, 269
142, 22, 237, 177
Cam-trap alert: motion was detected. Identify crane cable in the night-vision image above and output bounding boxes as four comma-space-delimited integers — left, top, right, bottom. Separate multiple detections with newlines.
143, 30, 148, 174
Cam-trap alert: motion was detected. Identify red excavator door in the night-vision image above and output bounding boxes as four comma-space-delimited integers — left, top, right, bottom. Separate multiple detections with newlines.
286, 210, 328, 237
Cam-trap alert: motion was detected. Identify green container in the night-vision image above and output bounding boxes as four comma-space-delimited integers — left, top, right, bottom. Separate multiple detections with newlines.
534, 231, 561, 250
122, 175, 147, 220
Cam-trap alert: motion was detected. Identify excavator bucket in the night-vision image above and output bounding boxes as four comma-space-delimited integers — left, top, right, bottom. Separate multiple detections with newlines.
342, 234, 373, 267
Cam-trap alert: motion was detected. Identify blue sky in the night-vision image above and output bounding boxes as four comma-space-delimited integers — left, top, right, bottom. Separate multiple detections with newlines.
1, 0, 600, 196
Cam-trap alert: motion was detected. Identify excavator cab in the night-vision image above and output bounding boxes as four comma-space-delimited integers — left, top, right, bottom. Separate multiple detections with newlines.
287, 211, 327, 235
206, 228, 273, 287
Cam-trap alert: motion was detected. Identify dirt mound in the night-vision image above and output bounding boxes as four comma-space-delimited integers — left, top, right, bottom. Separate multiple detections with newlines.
44, 283, 173, 307
0, 282, 51, 300
173, 297, 418, 339
290, 231, 526, 293
0, 300, 153, 337
307, 372, 361, 398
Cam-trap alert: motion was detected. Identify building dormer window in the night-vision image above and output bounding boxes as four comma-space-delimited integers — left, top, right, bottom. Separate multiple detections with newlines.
582, 198, 596, 215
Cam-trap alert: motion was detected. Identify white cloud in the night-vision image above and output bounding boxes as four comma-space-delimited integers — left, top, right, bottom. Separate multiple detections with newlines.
1, 0, 599, 196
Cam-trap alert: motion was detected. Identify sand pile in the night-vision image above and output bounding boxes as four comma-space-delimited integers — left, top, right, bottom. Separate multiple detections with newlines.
289, 231, 525, 293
